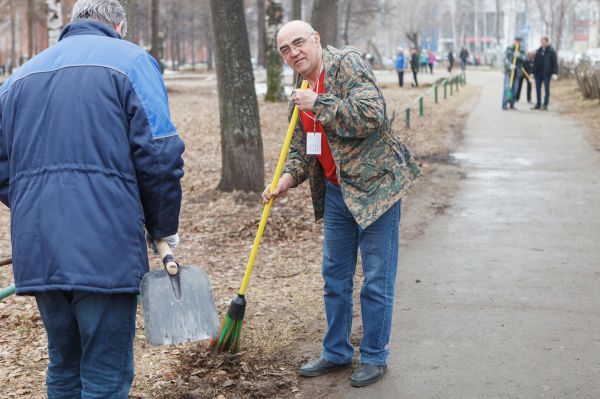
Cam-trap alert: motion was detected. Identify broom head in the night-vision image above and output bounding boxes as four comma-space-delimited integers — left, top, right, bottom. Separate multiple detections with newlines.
210, 294, 246, 353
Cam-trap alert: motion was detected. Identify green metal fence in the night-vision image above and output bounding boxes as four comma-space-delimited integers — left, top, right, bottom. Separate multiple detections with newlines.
0, 72, 469, 302
403, 72, 466, 129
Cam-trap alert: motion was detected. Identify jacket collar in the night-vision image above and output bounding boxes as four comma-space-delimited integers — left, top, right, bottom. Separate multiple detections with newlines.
59, 19, 122, 42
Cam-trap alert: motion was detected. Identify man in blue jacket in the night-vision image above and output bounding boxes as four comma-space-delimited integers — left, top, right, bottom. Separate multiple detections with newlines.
395, 47, 406, 87
0, 0, 184, 397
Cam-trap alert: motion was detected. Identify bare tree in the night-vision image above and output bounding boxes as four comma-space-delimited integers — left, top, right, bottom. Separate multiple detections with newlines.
9, 0, 16, 73
27, 0, 34, 59
209, 0, 264, 192
265, 0, 284, 101
257, 0, 266, 67
150, 0, 162, 69
292, 0, 301, 20
46, 0, 62, 46
311, 0, 338, 47
535, 0, 574, 53
124, 0, 136, 42
342, 0, 352, 46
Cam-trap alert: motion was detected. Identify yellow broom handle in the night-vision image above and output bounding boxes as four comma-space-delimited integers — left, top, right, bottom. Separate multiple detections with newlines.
239, 80, 309, 296
509, 43, 519, 87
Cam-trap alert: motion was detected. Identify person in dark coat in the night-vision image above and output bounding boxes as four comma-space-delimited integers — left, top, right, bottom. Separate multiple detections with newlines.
459, 47, 469, 71
447, 50, 454, 72
0, 1, 184, 397
516, 51, 535, 103
532, 36, 558, 110
410, 47, 420, 87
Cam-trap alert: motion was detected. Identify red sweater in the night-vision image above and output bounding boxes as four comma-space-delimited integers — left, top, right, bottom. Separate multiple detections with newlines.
299, 70, 339, 186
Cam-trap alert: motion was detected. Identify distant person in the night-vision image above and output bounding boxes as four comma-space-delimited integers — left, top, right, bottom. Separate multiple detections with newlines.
420, 50, 428, 73
516, 51, 535, 103
410, 47, 420, 87
395, 47, 406, 87
0, 0, 184, 398
459, 47, 469, 71
502, 36, 527, 110
428, 50, 436, 74
447, 50, 454, 72
532, 36, 558, 111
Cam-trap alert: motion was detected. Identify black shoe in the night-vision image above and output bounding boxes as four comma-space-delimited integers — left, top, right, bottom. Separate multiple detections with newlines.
532, 105, 541, 110
349, 364, 387, 387
542, 105, 548, 111
298, 358, 351, 377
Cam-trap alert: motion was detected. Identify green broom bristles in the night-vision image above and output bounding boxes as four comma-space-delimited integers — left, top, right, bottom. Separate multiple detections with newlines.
210, 294, 246, 353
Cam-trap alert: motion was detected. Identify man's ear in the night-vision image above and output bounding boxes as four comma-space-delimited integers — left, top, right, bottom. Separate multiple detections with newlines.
115, 21, 125, 36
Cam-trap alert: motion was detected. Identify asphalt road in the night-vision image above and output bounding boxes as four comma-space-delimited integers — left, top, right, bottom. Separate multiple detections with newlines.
332, 71, 600, 399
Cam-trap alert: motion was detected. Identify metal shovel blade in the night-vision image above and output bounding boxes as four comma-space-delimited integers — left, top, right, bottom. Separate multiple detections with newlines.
140, 265, 219, 346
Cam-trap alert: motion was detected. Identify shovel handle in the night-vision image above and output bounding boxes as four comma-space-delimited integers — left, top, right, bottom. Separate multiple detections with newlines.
0, 257, 11, 267
155, 240, 179, 276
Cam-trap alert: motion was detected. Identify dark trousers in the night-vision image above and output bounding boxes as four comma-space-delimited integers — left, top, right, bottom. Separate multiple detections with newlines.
535, 76, 551, 107
516, 75, 532, 102
428, 63, 433, 74
397, 71, 404, 87
412, 70, 418, 87
35, 291, 138, 399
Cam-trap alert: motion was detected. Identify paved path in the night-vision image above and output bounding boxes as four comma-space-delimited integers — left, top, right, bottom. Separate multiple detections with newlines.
333, 71, 600, 398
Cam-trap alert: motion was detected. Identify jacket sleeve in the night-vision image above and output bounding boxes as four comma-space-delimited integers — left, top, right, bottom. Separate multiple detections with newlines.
125, 53, 185, 238
0, 101, 8, 208
282, 107, 309, 187
313, 51, 384, 139
552, 51, 559, 75
504, 48, 513, 70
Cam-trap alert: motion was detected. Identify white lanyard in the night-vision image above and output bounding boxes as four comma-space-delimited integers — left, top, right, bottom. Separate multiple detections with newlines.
302, 63, 323, 132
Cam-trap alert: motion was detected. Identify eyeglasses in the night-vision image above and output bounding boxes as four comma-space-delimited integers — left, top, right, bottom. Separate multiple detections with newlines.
279, 32, 315, 57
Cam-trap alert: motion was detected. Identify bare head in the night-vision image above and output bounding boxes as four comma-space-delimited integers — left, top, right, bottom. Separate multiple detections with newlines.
541, 36, 550, 48
277, 20, 322, 79
71, 0, 127, 37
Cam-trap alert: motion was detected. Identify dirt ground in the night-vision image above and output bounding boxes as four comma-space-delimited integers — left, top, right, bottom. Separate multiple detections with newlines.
552, 78, 600, 151
0, 71, 476, 399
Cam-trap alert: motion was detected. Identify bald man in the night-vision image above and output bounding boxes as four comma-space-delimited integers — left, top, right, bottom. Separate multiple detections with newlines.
262, 20, 420, 387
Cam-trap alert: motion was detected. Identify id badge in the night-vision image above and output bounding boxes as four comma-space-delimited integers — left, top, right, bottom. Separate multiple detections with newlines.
306, 132, 322, 156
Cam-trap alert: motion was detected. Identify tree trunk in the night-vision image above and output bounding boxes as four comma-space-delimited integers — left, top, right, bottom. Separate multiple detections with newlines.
265, 0, 284, 101
151, 0, 163, 70
210, 0, 264, 192
257, 0, 266, 67
28, 0, 34, 59
9, 0, 16, 73
292, 0, 302, 19
46, 0, 63, 46
495, 0, 501, 46
342, 0, 352, 46
191, 0, 196, 70
124, 0, 137, 42
203, 11, 214, 70
311, 0, 339, 47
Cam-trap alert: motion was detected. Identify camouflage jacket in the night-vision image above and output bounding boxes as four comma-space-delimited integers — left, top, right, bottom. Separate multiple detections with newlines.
504, 45, 527, 75
282, 45, 421, 228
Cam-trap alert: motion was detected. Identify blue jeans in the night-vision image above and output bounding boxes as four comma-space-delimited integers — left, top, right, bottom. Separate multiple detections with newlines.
535, 75, 551, 107
321, 181, 401, 366
502, 72, 521, 108
35, 291, 137, 399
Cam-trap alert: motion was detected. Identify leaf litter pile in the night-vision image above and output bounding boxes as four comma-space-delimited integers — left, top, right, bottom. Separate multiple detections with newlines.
0, 71, 475, 398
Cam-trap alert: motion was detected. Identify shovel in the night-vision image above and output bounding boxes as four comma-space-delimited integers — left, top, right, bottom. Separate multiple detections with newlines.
140, 240, 219, 346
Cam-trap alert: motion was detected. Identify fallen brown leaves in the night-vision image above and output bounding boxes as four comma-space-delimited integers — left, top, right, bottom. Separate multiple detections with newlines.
0, 70, 476, 399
